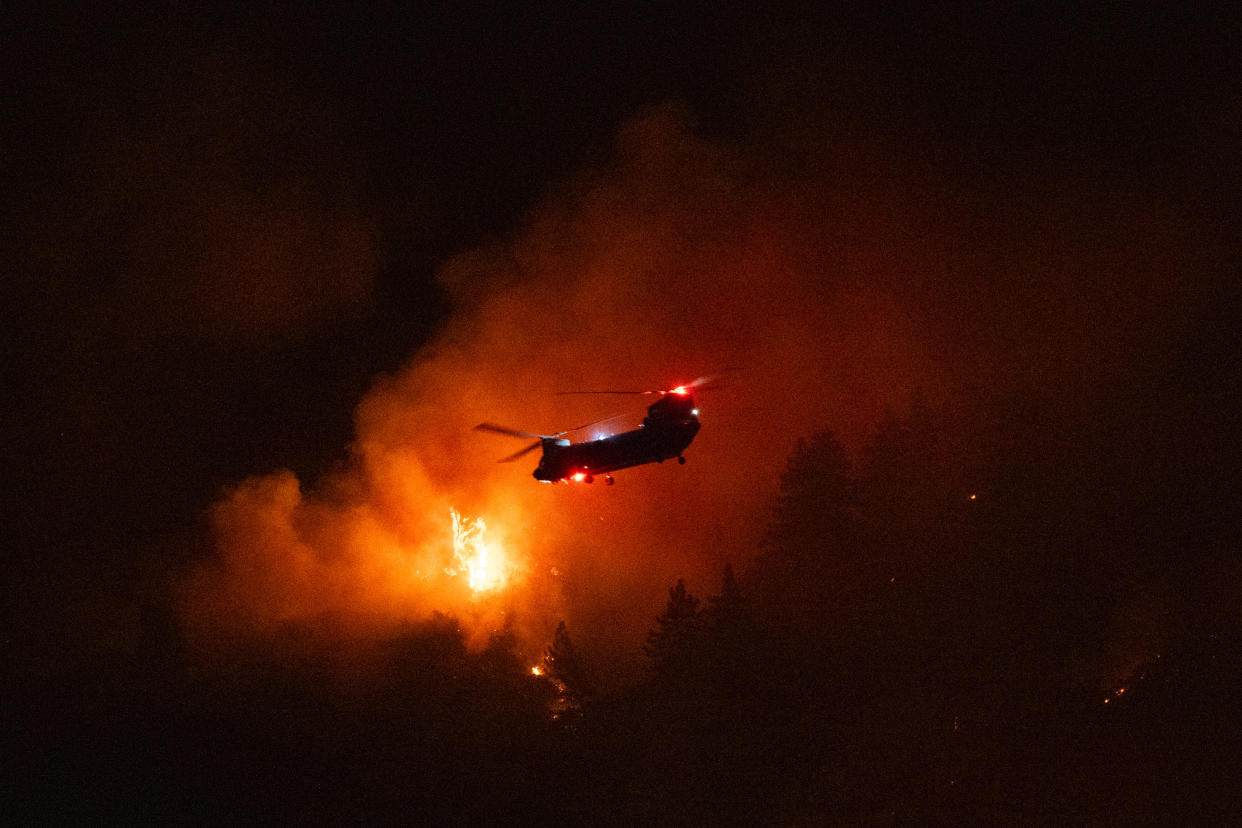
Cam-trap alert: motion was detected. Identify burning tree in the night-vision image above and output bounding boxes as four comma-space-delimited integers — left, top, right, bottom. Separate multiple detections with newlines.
449, 508, 512, 597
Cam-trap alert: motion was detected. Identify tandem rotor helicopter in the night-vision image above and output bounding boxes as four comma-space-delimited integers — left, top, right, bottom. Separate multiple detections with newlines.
474, 377, 714, 484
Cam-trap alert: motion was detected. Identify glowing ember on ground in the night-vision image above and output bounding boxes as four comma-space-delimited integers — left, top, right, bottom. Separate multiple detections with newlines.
449, 508, 509, 596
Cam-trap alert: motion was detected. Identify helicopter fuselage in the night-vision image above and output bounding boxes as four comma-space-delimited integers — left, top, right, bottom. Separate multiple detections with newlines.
533, 392, 700, 483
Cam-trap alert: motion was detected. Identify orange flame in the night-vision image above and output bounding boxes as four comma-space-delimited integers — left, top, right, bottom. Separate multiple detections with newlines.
449, 508, 509, 597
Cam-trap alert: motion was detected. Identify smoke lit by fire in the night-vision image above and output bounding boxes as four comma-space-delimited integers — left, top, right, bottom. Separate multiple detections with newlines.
181, 102, 1203, 676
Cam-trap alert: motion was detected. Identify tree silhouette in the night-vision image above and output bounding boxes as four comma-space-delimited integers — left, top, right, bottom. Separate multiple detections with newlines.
750, 430, 863, 636
705, 563, 744, 630
701, 562, 774, 717
543, 621, 595, 714
643, 579, 702, 684
703, 563, 763, 678
768, 431, 858, 552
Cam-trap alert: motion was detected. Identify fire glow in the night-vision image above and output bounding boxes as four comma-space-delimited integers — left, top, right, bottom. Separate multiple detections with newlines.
448, 508, 509, 597
184, 107, 947, 664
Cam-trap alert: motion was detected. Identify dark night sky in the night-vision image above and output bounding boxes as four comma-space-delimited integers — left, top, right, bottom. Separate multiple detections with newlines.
5, 2, 1239, 688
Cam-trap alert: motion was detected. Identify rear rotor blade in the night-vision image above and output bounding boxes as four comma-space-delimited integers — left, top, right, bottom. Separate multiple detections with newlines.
667, 376, 720, 393
498, 440, 543, 463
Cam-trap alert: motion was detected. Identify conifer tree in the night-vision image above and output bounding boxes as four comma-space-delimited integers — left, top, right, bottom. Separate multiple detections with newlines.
704, 562, 765, 697
644, 579, 702, 683
751, 430, 862, 634
543, 620, 595, 708
705, 563, 747, 640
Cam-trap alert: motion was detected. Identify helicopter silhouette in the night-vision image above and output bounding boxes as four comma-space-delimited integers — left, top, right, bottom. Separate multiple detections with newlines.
474, 378, 710, 484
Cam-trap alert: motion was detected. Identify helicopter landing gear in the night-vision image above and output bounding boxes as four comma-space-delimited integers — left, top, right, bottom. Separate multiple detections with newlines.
605, 475, 614, 485
677, 455, 686, 465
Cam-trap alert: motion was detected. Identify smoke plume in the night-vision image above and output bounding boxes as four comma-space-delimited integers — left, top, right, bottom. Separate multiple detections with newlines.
184, 101, 1214, 675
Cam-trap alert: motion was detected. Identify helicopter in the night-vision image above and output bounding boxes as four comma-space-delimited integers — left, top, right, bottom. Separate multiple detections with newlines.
474, 378, 709, 484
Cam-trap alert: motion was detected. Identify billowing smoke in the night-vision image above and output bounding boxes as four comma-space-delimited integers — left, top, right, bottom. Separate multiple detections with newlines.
183, 101, 1214, 677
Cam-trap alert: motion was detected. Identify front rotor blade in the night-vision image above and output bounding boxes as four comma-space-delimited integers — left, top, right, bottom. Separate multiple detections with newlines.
557, 412, 630, 436
498, 440, 542, 463
475, 422, 544, 440
555, 390, 656, 395
557, 377, 715, 396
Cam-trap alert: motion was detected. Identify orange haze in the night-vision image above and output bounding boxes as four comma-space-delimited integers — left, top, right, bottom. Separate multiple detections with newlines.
183, 103, 1195, 675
